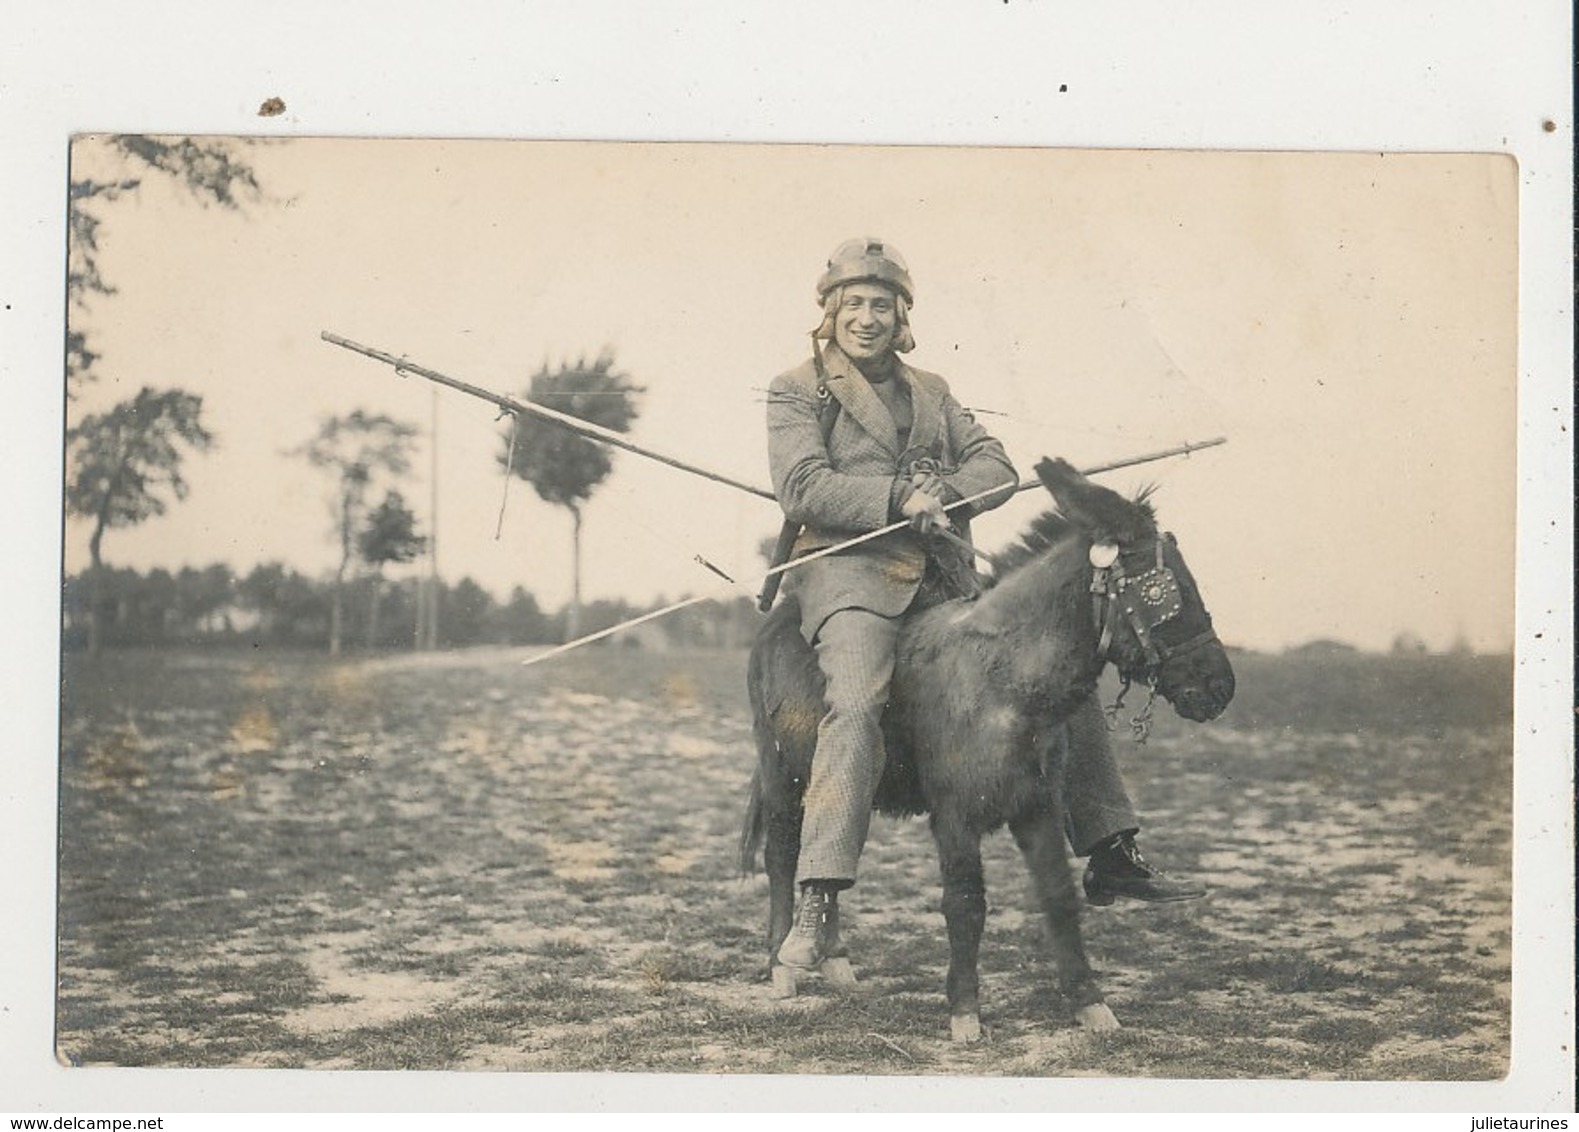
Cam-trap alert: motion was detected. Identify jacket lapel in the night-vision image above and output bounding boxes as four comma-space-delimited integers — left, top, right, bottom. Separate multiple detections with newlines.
900, 362, 944, 459
820, 344, 900, 456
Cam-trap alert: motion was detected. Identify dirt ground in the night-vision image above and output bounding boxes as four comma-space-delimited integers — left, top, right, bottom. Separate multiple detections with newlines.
56, 645, 1511, 1079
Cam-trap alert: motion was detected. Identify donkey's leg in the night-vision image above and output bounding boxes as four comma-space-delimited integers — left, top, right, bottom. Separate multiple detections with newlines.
765, 803, 803, 998
931, 810, 988, 1043
1009, 807, 1120, 1032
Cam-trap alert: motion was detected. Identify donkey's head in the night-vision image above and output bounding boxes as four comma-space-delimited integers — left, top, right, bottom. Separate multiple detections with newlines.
1035, 457, 1235, 722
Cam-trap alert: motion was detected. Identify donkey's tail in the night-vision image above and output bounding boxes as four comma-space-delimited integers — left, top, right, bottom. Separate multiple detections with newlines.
738, 766, 766, 877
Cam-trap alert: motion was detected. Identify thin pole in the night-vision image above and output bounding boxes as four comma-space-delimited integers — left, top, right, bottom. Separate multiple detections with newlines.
1016, 436, 1226, 488
322, 331, 776, 501
522, 439, 1226, 668
323, 329, 1221, 510
426, 382, 440, 649
321, 331, 1226, 663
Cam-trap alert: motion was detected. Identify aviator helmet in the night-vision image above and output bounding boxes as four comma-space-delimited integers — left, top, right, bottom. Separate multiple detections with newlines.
815, 238, 914, 306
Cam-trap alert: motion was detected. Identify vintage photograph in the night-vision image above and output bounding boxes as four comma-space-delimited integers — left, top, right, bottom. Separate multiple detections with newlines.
57, 137, 1518, 1081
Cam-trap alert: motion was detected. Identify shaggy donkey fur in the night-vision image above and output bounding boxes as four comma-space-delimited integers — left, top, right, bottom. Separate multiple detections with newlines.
741, 456, 1235, 1041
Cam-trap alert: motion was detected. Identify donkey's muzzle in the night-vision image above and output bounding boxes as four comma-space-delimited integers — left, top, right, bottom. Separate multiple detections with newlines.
1161, 654, 1235, 722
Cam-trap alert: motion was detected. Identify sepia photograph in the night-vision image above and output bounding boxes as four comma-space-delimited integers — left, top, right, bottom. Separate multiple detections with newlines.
56, 138, 1518, 1078
4, 1, 1572, 1117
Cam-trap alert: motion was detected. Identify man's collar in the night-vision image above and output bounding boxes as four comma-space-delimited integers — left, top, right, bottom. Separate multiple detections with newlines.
817, 341, 904, 455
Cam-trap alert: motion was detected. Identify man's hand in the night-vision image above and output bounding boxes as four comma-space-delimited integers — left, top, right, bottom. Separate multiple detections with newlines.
900, 485, 950, 533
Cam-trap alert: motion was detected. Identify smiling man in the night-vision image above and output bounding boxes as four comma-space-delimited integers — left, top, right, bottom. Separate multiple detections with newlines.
764, 238, 1206, 975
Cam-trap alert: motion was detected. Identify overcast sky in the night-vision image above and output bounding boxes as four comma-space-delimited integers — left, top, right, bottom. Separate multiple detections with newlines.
65, 138, 1517, 653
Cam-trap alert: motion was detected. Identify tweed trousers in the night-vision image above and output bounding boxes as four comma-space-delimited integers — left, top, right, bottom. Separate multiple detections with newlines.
1062, 693, 1142, 855
795, 611, 1144, 884
797, 608, 900, 884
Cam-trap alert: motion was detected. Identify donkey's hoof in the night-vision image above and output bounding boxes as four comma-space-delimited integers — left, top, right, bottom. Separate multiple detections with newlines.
821, 956, 859, 991
950, 1013, 983, 1044
770, 964, 799, 999
1074, 1002, 1120, 1032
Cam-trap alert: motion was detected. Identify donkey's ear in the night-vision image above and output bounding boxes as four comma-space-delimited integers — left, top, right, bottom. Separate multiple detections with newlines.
1035, 456, 1151, 543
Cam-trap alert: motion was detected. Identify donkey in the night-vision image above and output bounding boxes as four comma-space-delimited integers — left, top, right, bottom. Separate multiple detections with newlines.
740, 456, 1235, 1041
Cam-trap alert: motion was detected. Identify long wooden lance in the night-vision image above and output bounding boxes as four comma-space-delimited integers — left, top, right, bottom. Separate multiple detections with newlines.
321, 331, 777, 501
323, 330, 1220, 559
749, 432, 1227, 605
321, 330, 1224, 661
324, 329, 994, 571
517, 436, 1226, 669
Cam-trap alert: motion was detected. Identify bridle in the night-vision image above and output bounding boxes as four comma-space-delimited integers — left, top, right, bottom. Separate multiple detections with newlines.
1090, 533, 1219, 669
1088, 534, 1221, 741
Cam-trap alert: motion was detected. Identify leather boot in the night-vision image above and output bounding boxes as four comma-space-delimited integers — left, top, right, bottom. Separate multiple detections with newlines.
1083, 832, 1207, 905
777, 883, 837, 969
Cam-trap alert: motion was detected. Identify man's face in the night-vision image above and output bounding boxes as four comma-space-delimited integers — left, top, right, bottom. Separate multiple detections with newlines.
832, 282, 898, 362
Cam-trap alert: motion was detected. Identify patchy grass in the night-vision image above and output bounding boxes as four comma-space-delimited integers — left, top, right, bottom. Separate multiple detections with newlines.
56, 644, 1510, 1078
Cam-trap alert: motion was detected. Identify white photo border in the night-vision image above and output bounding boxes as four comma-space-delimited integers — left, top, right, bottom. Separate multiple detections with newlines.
3, 0, 1571, 1114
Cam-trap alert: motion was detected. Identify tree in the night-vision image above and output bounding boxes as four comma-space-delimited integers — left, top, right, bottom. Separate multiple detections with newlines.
63, 137, 260, 651
64, 387, 215, 653
440, 577, 498, 647
293, 411, 420, 656
175, 563, 237, 638
499, 585, 553, 645
238, 562, 329, 646
499, 354, 643, 641
356, 490, 426, 649
69, 136, 261, 396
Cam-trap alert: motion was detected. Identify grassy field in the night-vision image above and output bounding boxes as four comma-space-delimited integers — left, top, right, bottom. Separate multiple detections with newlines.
56, 644, 1511, 1079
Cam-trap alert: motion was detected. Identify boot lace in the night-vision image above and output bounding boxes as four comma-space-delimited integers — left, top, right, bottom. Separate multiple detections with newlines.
1119, 838, 1162, 877
798, 889, 831, 932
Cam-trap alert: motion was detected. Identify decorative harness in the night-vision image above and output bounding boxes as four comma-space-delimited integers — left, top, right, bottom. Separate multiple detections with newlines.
1088, 535, 1221, 742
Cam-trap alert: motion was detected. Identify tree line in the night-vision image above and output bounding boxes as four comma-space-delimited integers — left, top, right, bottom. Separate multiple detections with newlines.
64, 136, 649, 657
61, 562, 761, 653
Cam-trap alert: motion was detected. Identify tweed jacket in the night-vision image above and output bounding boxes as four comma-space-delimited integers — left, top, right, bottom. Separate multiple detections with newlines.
767, 342, 1019, 642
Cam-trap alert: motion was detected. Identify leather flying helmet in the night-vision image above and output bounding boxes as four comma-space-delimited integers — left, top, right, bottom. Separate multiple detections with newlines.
816, 238, 914, 306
